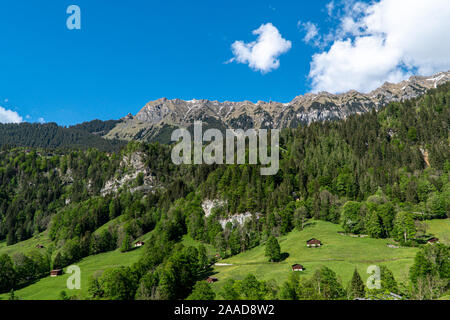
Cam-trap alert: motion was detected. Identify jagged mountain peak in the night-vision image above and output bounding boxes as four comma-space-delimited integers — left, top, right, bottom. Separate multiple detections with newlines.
104, 70, 450, 143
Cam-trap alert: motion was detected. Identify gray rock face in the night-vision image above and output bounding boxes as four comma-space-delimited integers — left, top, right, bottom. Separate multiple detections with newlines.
104, 71, 450, 142
101, 152, 156, 195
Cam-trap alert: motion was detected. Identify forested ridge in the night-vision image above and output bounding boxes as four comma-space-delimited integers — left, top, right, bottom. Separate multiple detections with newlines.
0, 83, 449, 300
0, 121, 126, 152
69, 119, 123, 135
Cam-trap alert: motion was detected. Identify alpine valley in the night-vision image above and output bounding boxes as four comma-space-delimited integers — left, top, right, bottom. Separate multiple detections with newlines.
0, 71, 449, 301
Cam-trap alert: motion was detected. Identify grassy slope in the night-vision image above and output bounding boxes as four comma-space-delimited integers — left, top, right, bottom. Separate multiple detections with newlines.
181, 235, 217, 256
0, 232, 214, 300
0, 247, 143, 300
425, 219, 450, 245
2, 219, 447, 300
0, 232, 52, 257
0, 218, 147, 301
93, 215, 126, 235
211, 220, 420, 294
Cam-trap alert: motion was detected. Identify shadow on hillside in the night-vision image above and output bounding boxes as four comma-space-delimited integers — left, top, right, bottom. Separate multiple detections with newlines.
302, 221, 317, 229
11, 277, 41, 292
197, 265, 218, 281
279, 252, 289, 262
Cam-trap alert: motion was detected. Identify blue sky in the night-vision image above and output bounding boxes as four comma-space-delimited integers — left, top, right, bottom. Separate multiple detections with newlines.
0, 1, 335, 125
1, 0, 449, 125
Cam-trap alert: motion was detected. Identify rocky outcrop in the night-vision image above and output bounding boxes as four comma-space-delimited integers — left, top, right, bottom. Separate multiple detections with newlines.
101, 152, 156, 195
201, 199, 261, 229
218, 212, 262, 229
201, 199, 227, 218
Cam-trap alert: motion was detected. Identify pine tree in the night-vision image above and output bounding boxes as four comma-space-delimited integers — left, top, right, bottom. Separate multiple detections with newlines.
347, 268, 365, 299
265, 236, 281, 262
197, 244, 209, 270
380, 266, 398, 294
52, 252, 64, 270
367, 211, 383, 238
121, 233, 132, 253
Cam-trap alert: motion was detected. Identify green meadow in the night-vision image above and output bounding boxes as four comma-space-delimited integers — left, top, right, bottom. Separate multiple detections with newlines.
0, 247, 143, 300
210, 220, 421, 294
1, 219, 447, 300
0, 232, 52, 257
426, 219, 450, 245
0, 232, 211, 300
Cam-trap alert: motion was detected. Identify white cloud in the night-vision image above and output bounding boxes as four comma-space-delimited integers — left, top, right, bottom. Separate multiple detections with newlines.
230, 23, 292, 73
37, 117, 45, 124
326, 1, 335, 16
0, 106, 23, 123
308, 0, 450, 93
302, 22, 319, 44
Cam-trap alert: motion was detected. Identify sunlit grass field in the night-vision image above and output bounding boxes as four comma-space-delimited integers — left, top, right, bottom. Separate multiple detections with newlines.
0, 247, 143, 300
210, 220, 421, 294
0, 232, 52, 257
425, 218, 450, 245
1, 219, 447, 300
0, 232, 212, 300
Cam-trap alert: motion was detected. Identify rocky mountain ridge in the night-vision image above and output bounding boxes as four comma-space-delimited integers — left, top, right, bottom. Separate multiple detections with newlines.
104, 71, 450, 143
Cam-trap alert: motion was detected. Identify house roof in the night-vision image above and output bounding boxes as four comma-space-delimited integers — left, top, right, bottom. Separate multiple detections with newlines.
306, 238, 321, 244
206, 277, 218, 282
50, 269, 62, 274
292, 264, 304, 269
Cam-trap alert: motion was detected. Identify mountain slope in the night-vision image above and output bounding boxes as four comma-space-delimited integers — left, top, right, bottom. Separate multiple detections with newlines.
210, 220, 419, 292
0, 122, 126, 152
105, 71, 450, 143
0, 81, 448, 300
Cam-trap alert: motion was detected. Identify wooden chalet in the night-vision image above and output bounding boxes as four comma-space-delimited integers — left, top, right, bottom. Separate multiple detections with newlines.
50, 269, 63, 277
292, 264, 304, 271
427, 237, 440, 244
306, 238, 322, 247
134, 241, 145, 247
205, 277, 218, 284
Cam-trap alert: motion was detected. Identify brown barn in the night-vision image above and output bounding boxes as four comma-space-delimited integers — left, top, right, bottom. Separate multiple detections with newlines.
427, 237, 440, 244
292, 264, 304, 271
134, 241, 145, 248
206, 277, 218, 284
35, 244, 44, 249
306, 238, 322, 247
50, 269, 63, 277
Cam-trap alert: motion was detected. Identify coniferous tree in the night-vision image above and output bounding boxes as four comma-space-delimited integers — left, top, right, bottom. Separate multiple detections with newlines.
393, 212, 416, 243
186, 281, 216, 300
347, 268, 365, 299
265, 236, 281, 262
0, 254, 16, 293
121, 233, 133, 253
52, 252, 64, 270
366, 211, 383, 238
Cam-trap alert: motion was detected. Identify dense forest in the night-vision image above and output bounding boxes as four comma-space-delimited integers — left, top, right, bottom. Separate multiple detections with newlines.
0, 121, 125, 152
69, 119, 123, 135
0, 83, 449, 300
